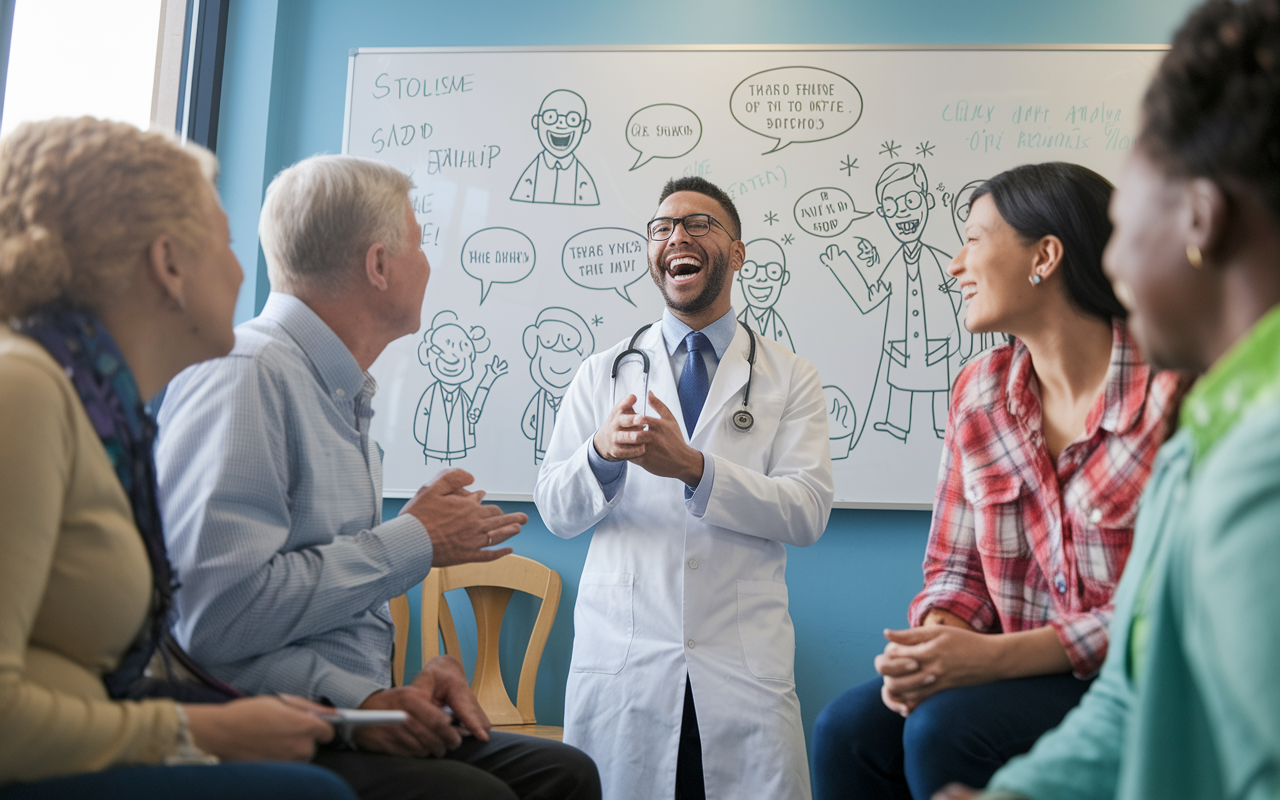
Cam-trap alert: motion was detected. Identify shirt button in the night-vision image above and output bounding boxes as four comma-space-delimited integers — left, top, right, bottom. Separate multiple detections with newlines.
687, 559, 699, 570
1089, 508, 1103, 524
687, 639, 696, 649
1054, 572, 1068, 594
912, 310, 920, 316
912, 289, 919, 296
914, 331, 920, 338
335, 388, 346, 398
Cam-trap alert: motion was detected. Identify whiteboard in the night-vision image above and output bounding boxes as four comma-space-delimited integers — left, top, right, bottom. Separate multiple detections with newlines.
343, 45, 1164, 508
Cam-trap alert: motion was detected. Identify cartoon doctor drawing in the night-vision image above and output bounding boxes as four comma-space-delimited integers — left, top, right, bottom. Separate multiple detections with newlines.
511, 89, 599, 206
521, 307, 595, 464
822, 161, 962, 442
737, 238, 795, 352
412, 310, 508, 464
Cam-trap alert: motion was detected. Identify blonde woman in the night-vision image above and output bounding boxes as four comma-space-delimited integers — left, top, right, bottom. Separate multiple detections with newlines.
0, 118, 354, 799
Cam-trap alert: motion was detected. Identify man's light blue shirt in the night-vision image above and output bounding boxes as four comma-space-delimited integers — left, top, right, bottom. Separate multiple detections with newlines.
587, 307, 739, 515
155, 293, 432, 707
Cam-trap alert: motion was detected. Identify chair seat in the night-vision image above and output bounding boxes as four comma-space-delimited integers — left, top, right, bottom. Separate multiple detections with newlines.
492, 723, 564, 742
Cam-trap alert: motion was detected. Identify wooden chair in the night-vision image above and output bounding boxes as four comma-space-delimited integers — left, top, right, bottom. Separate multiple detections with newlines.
390, 555, 564, 741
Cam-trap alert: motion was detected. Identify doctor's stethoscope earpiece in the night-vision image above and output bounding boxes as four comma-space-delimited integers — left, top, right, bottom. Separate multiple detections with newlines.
732, 409, 755, 432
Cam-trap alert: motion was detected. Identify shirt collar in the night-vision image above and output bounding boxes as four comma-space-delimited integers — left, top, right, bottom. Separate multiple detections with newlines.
1182, 303, 1280, 462
661, 307, 738, 361
259, 292, 367, 404
540, 151, 577, 170
1005, 320, 1151, 436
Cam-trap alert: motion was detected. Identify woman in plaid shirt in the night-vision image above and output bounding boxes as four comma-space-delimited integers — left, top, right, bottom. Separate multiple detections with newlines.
813, 162, 1179, 800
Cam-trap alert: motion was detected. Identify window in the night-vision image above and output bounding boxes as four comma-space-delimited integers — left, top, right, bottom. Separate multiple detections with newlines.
1, 0, 165, 139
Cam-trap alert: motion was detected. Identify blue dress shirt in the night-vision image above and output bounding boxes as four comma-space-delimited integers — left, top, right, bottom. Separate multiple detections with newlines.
155, 293, 433, 707
587, 307, 739, 516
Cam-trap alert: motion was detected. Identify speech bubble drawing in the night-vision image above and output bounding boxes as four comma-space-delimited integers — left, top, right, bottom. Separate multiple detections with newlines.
730, 66, 863, 154
793, 187, 873, 238
460, 227, 536, 303
626, 104, 703, 171
562, 227, 648, 306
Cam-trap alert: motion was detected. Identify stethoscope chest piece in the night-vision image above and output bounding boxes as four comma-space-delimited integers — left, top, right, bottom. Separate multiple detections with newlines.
731, 409, 755, 432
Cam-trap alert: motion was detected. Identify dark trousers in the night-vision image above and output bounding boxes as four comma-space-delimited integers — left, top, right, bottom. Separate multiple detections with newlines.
315, 730, 601, 800
812, 673, 1092, 800
674, 677, 704, 800
0, 763, 356, 800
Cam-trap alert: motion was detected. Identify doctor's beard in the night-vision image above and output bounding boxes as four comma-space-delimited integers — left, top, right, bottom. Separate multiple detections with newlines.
649, 248, 733, 317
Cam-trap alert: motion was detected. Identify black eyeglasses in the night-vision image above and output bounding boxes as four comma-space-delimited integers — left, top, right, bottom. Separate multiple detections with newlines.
540, 109, 583, 127
646, 214, 733, 241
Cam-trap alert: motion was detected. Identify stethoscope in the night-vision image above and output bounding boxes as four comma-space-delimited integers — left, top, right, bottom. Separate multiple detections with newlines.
610, 320, 758, 432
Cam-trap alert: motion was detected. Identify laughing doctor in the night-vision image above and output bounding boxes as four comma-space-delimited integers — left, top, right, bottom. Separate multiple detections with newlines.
535, 177, 834, 800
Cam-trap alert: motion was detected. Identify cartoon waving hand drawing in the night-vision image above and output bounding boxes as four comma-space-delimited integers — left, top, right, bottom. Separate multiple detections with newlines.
412, 310, 507, 464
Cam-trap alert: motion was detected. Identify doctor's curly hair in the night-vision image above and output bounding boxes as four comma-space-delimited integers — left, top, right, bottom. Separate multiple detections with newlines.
0, 117, 217, 319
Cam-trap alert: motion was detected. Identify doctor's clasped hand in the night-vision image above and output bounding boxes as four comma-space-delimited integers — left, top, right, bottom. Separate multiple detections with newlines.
593, 392, 704, 487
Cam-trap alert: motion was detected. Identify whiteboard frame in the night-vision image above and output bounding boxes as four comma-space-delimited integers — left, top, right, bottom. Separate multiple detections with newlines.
343, 43, 1169, 511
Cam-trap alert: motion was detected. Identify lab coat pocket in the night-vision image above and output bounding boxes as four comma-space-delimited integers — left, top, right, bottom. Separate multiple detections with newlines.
571, 572, 634, 674
736, 580, 795, 683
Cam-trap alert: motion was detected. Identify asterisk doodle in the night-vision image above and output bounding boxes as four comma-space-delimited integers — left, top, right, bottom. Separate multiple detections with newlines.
916, 141, 936, 158
591, 315, 603, 326
764, 211, 779, 226
840, 156, 859, 175
879, 140, 901, 158
781, 234, 795, 245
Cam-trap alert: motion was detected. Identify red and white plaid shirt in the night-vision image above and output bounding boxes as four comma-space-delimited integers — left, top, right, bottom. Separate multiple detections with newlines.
908, 323, 1178, 678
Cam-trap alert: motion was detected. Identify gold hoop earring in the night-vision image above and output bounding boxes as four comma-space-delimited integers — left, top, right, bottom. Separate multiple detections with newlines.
1028, 273, 1043, 286
1186, 243, 1203, 269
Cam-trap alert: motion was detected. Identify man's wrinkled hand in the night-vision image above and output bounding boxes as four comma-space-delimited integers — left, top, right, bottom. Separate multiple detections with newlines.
400, 468, 525, 567
413, 656, 491, 743
354, 684, 460, 757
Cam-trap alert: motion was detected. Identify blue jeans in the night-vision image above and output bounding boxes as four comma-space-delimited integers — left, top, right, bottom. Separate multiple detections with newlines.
0, 762, 355, 800
812, 673, 1091, 800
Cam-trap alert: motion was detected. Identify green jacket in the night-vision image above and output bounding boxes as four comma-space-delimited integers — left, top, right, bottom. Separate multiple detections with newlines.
989, 308, 1280, 800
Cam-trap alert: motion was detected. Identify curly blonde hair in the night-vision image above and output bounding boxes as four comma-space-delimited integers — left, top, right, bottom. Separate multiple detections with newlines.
0, 117, 218, 318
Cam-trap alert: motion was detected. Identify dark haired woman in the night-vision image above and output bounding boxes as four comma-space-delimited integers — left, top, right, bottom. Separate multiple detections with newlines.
943, 1, 1280, 798
812, 162, 1177, 800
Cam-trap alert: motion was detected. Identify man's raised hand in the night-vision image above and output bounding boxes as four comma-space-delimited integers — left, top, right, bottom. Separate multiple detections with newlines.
400, 468, 525, 567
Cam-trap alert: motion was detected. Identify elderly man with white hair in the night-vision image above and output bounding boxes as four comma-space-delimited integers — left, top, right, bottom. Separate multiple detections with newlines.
155, 155, 601, 800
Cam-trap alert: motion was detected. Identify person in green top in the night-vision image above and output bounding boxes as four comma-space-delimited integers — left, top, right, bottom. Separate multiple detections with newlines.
937, 1, 1280, 798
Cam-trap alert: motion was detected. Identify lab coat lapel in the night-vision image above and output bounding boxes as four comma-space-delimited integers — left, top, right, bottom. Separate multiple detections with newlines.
693, 324, 750, 443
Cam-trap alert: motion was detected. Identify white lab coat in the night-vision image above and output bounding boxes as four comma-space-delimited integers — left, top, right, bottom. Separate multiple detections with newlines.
535, 323, 834, 800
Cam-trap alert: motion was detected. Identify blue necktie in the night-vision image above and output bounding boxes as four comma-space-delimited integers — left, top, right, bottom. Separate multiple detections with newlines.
678, 331, 711, 438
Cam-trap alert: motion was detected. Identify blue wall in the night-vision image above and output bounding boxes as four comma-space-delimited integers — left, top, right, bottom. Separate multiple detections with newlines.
215, 0, 1200, 772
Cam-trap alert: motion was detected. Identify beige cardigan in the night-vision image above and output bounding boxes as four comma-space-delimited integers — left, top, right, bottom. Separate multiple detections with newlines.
0, 327, 179, 784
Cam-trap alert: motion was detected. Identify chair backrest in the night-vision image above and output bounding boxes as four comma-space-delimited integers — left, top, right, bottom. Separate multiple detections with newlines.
392, 554, 562, 726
